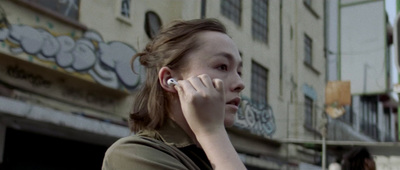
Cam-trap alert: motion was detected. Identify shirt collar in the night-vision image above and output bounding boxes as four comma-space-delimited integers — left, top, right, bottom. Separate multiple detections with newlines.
139, 118, 195, 148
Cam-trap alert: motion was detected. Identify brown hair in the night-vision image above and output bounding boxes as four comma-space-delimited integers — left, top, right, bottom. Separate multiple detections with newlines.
129, 18, 227, 132
342, 147, 374, 170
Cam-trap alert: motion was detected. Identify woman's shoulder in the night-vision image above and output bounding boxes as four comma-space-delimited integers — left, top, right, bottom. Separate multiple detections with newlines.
109, 135, 158, 147
103, 135, 171, 162
102, 135, 199, 170
105, 135, 170, 155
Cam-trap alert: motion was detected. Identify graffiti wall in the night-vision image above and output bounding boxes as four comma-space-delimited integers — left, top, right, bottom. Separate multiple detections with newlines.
0, 22, 144, 91
0, 8, 145, 115
234, 97, 276, 138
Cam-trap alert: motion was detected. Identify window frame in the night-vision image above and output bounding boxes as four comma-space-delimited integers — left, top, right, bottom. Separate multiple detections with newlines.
12, 0, 86, 30
251, 0, 269, 44
304, 95, 314, 129
220, 0, 242, 26
360, 96, 379, 140
120, 0, 131, 19
115, 0, 132, 25
144, 11, 162, 39
304, 34, 313, 66
303, 0, 319, 19
251, 61, 268, 106
304, 0, 311, 7
383, 108, 391, 141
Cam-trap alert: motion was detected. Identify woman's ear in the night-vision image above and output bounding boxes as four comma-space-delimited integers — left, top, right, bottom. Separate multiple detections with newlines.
159, 67, 177, 93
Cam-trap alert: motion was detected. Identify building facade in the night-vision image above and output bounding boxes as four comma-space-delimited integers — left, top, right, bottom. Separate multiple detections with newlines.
0, 0, 327, 169
326, 0, 398, 143
326, 0, 399, 169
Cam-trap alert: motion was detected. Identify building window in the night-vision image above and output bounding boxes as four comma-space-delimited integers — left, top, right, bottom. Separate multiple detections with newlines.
252, 0, 268, 43
221, 0, 242, 25
144, 11, 162, 39
360, 96, 379, 140
304, 0, 311, 7
384, 108, 392, 141
120, 0, 131, 18
25, 0, 80, 20
303, 0, 319, 19
304, 95, 313, 128
251, 61, 268, 105
304, 34, 312, 65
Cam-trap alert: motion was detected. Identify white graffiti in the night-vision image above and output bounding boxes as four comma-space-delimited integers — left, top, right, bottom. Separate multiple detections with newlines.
234, 98, 276, 138
0, 24, 143, 90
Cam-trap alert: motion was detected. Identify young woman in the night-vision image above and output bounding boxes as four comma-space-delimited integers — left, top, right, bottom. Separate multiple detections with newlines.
102, 18, 246, 170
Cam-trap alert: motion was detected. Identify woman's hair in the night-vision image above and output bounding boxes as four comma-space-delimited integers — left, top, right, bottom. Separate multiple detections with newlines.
129, 18, 227, 132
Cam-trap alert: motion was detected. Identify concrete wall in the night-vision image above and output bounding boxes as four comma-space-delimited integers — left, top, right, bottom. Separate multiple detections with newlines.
80, 0, 200, 49
376, 156, 400, 170
295, 0, 326, 140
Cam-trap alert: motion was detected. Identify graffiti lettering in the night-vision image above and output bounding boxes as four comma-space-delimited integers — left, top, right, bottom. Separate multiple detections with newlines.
6, 65, 51, 88
234, 98, 276, 138
0, 23, 144, 90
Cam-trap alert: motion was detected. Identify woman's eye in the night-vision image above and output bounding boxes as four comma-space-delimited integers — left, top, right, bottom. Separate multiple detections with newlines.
217, 64, 228, 71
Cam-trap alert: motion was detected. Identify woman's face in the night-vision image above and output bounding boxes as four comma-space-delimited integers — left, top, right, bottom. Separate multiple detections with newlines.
179, 31, 245, 127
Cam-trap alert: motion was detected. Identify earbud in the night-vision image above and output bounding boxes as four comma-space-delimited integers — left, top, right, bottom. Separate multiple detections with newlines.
167, 78, 178, 86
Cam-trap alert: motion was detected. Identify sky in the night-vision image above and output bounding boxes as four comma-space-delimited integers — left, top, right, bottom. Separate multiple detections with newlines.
386, 0, 396, 25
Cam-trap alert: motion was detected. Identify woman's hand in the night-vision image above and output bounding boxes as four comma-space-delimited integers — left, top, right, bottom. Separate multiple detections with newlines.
174, 74, 246, 170
174, 74, 225, 136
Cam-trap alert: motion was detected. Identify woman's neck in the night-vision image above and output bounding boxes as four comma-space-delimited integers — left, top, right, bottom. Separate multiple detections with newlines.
169, 103, 201, 147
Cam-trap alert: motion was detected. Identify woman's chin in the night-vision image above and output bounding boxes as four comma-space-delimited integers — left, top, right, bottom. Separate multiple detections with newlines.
224, 113, 236, 127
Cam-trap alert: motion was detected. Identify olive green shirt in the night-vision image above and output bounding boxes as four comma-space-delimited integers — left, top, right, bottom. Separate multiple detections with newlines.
102, 119, 212, 170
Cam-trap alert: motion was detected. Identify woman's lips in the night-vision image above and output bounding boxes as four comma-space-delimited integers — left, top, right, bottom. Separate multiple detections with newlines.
226, 97, 241, 111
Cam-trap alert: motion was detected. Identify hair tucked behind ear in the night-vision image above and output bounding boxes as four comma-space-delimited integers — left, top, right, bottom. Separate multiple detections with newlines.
129, 18, 227, 132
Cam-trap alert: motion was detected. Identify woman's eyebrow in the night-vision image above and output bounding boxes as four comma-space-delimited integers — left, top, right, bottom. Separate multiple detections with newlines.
215, 52, 242, 67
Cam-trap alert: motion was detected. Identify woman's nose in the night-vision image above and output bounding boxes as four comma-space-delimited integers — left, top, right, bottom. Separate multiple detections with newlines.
231, 75, 245, 92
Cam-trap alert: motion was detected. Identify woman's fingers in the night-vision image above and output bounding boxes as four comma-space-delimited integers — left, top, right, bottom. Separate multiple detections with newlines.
187, 76, 207, 92
175, 75, 223, 97
198, 74, 214, 88
186, 74, 215, 92
174, 83, 184, 97
178, 79, 196, 95
212, 78, 224, 93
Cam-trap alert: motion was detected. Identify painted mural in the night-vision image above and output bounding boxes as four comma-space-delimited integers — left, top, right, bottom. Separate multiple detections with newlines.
234, 97, 276, 138
0, 15, 143, 91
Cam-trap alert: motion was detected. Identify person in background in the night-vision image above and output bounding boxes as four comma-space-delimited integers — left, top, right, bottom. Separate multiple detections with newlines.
102, 18, 246, 170
328, 158, 341, 170
342, 147, 376, 170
